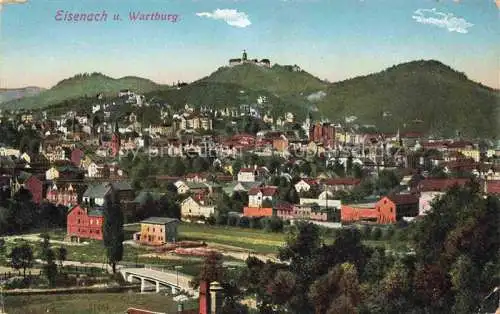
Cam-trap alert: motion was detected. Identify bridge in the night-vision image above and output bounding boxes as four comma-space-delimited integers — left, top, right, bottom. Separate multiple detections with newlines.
120, 266, 197, 296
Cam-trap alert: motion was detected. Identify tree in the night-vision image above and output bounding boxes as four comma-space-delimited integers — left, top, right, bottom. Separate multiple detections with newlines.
450, 255, 480, 314
191, 251, 225, 289
363, 248, 388, 283
102, 189, 124, 273
10, 244, 34, 277
39, 233, 51, 262
57, 247, 68, 270
43, 248, 58, 287
0, 238, 5, 258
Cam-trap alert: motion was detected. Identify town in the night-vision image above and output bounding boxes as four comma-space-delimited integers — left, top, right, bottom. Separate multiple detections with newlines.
0, 79, 498, 313
0, 0, 499, 313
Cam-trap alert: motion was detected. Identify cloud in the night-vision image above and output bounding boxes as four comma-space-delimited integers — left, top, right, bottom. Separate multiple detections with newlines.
412, 8, 473, 33
196, 9, 251, 28
0, 0, 27, 11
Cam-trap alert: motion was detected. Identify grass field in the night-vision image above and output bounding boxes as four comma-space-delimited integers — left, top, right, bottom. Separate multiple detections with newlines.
177, 224, 286, 254
4, 292, 196, 314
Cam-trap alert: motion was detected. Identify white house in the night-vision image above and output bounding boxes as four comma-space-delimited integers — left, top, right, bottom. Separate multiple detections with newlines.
248, 186, 278, 208
181, 197, 215, 219
174, 180, 190, 194
419, 191, 444, 216
45, 166, 60, 181
87, 162, 101, 178
238, 168, 255, 182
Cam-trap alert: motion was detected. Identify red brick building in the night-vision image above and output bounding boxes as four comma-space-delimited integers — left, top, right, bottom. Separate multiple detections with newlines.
309, 122, 335, 147
375, 194, 419, 224
66, 204, 104, 241
341, 194, 419, 224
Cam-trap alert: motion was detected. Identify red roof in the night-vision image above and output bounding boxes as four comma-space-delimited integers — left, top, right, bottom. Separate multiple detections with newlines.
486, 180, 500, 195
419, 179, 469, 192
322, 178, 361, 186
445, 141, 474, 149
401, 132, 424, 138
261, 186, 278, 196
248, 186, 278, 196
300, 178, 319, 185
385, 194, 419, 205
239, 168, 254, 173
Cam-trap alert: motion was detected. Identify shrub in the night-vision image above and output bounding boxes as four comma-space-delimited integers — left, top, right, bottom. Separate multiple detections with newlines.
249, 217, 261, 229
216, 214, 228, 226
371, 227, 382, 240
227, 216, 238, 227
206, 215, 216, 225
265, 216, 284, 233
361, 225, 372, 239
384, 226, 396, 240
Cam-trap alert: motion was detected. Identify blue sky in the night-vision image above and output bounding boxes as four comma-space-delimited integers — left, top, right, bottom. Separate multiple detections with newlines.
0, 0, 498, 88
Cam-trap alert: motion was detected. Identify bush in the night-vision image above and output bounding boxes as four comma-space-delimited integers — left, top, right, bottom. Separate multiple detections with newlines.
395, 228, 408, 241
371, 227, 382, 240
227, 216, 238, 227
216, 214, 228, 226
249, 217, 261, 229
265, 216, 284, 233
206, 215, 216, 225
384, 226, 396, 240
361, 225, 372, 239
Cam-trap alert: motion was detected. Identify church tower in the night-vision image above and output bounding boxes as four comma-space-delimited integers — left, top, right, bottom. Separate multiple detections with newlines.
242, 49, 247, 61
111, 121, 120, 158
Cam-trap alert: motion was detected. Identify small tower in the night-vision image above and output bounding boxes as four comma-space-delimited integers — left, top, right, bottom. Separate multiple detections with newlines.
242, 49, 247, 61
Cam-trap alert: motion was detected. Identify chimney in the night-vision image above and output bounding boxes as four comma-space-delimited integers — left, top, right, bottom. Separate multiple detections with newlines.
210, 281, 224, 314
199, 281, 210, 314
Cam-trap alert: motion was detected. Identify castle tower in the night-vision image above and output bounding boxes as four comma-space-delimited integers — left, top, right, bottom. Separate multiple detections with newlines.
242, 49, 247, 61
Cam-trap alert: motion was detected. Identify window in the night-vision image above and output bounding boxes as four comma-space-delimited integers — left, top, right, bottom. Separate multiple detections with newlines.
160, 228, 163, 232
153, 228, 155, 232
78, 219, 80, 224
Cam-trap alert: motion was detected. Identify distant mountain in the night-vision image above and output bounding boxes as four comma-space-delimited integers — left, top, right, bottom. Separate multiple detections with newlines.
0, 86, 45, 103
1, 72, 163, 109
317, 60, 499, 139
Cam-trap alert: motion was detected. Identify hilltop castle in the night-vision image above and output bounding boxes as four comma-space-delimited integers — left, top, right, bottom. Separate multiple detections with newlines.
228, 50, 271, 68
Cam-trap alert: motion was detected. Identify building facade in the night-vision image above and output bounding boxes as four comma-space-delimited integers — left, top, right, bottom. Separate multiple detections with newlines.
66, 205, 104, 241
134, 217, 179, 245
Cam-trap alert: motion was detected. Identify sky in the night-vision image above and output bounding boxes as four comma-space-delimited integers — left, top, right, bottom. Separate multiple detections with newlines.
0, 0, 498, 89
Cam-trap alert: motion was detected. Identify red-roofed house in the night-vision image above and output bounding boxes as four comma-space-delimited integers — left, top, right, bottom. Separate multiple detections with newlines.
418, 178, 469, 215
418, 178, 469, 192
248, 186, 278, 207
